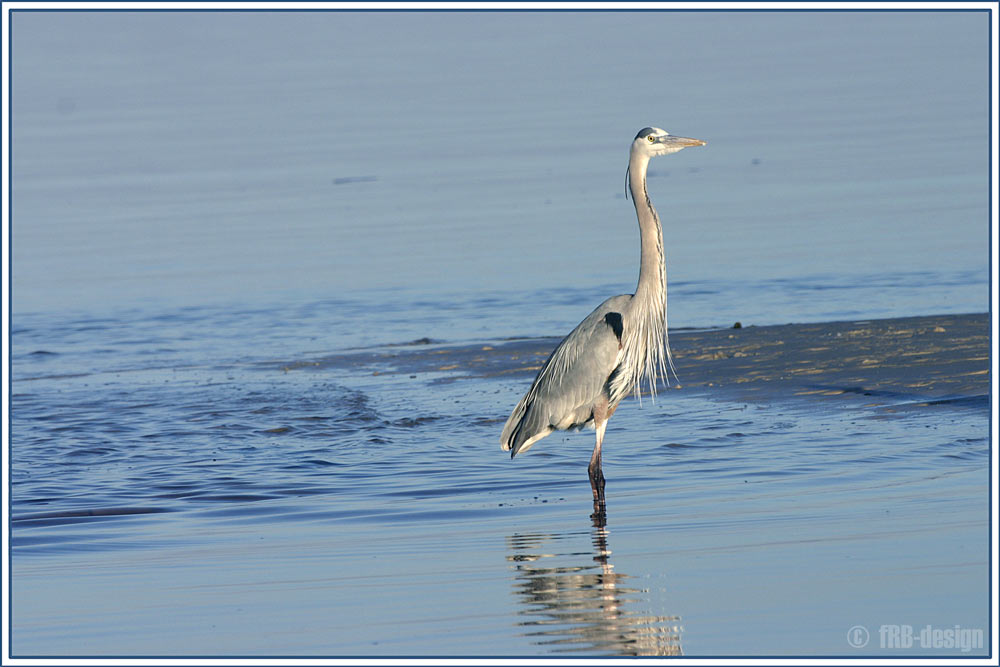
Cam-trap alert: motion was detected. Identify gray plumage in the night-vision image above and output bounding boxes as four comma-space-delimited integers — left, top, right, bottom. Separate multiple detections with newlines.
500, 127, 706, 509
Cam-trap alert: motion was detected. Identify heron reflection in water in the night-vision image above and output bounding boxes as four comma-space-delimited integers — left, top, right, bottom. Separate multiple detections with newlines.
507, 514, 682, 655
502, 127, 705, 513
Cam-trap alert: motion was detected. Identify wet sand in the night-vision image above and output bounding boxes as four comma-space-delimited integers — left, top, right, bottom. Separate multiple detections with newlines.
297, 312, 989, 409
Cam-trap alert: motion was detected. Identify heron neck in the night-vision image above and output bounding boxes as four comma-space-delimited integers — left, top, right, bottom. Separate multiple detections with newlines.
628, 152, 665, 305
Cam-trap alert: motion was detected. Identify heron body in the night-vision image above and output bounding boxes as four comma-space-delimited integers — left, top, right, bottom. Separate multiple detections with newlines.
500, 127, 705, 511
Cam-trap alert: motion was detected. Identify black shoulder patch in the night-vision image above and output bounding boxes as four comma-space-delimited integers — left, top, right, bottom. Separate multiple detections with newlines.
604, 312, 624, 342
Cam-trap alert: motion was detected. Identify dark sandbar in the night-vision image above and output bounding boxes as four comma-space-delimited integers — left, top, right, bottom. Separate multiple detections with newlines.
283, 313, 989, 409
666, 313, 989, 406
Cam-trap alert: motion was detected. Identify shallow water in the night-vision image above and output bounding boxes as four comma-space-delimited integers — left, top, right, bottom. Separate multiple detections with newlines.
9, 9, 991, 657
11, 307, 991, 656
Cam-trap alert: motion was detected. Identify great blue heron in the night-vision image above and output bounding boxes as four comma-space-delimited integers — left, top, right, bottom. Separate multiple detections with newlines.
500, 127, 705, 512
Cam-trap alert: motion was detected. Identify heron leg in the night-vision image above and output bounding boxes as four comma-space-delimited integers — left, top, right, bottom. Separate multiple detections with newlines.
589, 418, 608, 508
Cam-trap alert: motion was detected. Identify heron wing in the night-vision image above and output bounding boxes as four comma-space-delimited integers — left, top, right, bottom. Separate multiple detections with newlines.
500, 294, 632, 456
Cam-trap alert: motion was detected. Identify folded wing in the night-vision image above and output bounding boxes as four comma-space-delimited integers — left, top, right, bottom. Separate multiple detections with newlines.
500, 294, 631, 457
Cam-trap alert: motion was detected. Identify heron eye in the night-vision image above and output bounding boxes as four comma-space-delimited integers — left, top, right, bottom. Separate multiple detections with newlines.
647, 135, 656, 143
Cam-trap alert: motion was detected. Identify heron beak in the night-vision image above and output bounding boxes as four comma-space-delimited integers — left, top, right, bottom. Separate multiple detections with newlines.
661, 135, 706, 147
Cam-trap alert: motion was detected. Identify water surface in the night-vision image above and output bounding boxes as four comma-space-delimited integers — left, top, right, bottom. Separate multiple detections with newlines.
12, 11, 988, 322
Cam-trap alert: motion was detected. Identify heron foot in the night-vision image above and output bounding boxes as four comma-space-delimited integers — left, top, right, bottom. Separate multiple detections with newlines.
590, 501, 607, 525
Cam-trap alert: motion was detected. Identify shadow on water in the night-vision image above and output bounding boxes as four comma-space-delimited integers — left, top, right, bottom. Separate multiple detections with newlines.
507, 511, 683, 656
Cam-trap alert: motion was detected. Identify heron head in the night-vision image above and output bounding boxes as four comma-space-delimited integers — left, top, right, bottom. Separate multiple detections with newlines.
632, 126, 705, 157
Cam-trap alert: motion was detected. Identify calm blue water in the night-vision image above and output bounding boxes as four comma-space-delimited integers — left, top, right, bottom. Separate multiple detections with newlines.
9, 9, 991, 657
12, 11, 988, 322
